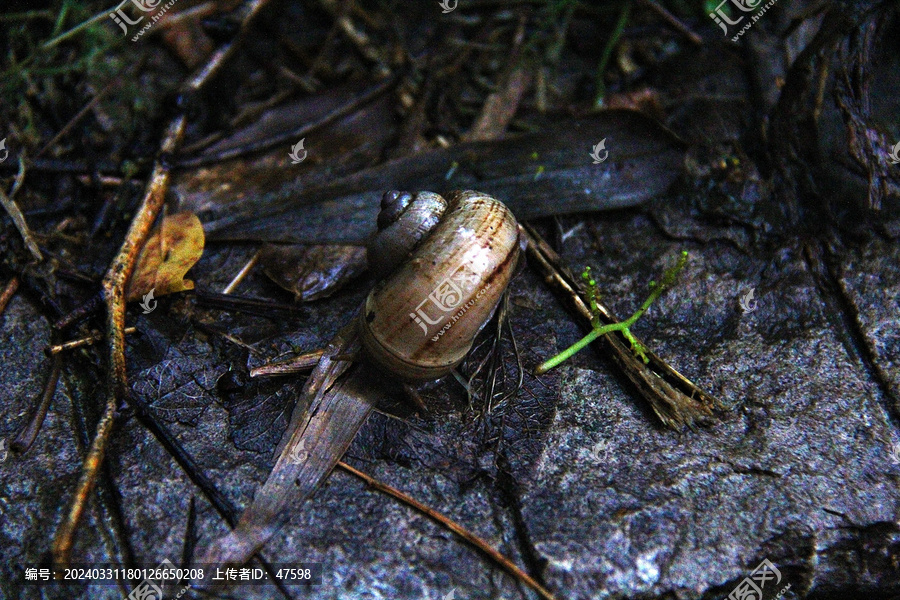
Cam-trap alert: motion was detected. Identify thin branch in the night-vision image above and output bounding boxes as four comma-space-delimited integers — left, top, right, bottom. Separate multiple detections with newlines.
336, 461, 560, 600
155, 0, 219, 30
522, 224, 717, 429
53, 291, 104, 330
34, 73, 123, 160
11, 352, 62, 453
221, 249, 260, 294
0, 276, 20, 315
41, 1, 123, 50
51, 0, 280, 569
0, 163, 43, 262
250, 349, 324, 377
636, 0, 702, 46
46, 327, 138, 355
194, 290, 307, 318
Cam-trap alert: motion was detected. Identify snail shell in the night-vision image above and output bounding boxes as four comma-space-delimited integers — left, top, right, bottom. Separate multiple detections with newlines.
366, 191, 448, 280
359, 190, 521, 380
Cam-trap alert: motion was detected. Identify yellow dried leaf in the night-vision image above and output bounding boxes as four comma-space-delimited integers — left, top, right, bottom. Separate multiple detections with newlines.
126, 212, 205, 301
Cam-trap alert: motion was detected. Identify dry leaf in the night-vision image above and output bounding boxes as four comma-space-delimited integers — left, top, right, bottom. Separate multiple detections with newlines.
126, 212, 205, 301
259, 243, 367, 301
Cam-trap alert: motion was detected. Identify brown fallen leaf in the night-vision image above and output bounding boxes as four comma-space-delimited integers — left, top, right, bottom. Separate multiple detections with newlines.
126, 212, 205, 301
259, 243, 367, 301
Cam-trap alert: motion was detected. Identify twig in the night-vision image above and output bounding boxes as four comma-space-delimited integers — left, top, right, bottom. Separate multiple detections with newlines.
52, 112, 187, 559
11, 352, 62, 453
194, 290, 307, 318
10, 155, 27, 198
40, 2, 119, 49
522, 224, 717, 429
46, 327, 138, 355
76, 174, 139, 187
154, 0, 219, 30
1, 161, 43, 262
180, 496, 198, 575
21, 272, 139, 592
89, 169, 141, 237
250, 349, 324, 377
0, 157, 120, 176
51, 0, 279, 569
122, 386, 295, 599
22, 271, 294, 595
336, 461, 560, 600
190, 319, 264, 356
636, 0, 702, 46
463, 14, 529, 142
321, 0, 389, 77
53, 291, 104, 330
34, 75, 122, 160
0, 276, 19, 316
534, 254, 688, 374
221, 249, 260, 294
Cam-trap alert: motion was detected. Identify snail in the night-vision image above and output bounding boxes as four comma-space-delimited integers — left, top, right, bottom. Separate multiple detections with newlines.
200, 188, 712, 575
201, 189, 523, 571
360, 189, 522, 380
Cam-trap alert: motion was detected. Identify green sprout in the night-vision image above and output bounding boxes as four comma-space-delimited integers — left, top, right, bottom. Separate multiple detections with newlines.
593, 0, 632, 108
534, 250, 688, 375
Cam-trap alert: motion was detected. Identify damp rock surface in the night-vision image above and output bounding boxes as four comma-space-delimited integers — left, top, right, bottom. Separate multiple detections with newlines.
2, 203, 899, 600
